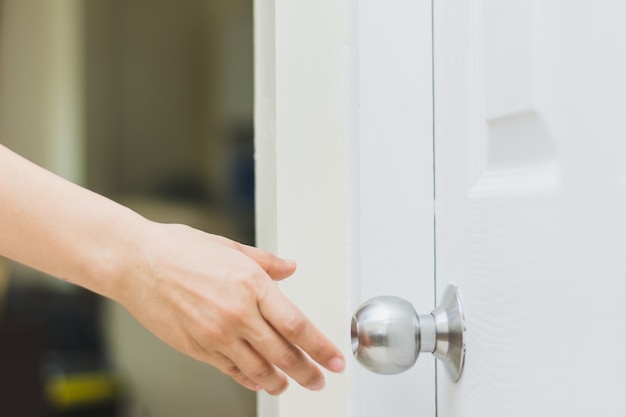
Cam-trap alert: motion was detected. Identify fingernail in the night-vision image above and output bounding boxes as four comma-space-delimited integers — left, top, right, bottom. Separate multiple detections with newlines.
253, 385, 263, 392
310, 378, 325, 391
328, 356, 345, 373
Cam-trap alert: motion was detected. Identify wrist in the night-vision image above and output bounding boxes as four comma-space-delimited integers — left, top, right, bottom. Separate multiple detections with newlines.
87, 209, 154, 304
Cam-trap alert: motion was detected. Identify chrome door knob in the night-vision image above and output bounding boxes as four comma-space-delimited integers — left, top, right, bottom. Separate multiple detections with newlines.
351, 284, 466, 381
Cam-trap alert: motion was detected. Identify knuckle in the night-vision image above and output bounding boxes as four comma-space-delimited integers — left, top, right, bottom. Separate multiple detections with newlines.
225, 365, 244, 378
282, 315, 307, 339
221, 235, 240, 249
256, 249, 272, 265
239, 272, 261, 294
197, 322, 225, 345
212, 234, 234, 245
229, 269, 262, 302
188, 337, 208, 358
303, 372, 322, 389
251, 365, 274, 381
278, 347, 303, 370
225, 305, 248, 324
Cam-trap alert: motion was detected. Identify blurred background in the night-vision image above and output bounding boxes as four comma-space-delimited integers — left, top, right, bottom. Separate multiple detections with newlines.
0, 0, 256, 416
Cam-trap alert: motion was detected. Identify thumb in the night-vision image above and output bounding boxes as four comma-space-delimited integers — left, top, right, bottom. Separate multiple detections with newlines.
238, 244, 297, 281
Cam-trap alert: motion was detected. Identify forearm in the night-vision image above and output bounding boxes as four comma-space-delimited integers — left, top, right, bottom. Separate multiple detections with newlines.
0, 144, 146, 299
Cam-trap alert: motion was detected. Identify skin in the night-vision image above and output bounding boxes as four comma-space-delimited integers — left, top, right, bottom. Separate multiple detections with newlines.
0, 144, 345, 395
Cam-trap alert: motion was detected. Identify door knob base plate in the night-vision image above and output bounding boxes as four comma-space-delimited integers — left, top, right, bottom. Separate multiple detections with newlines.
432, 284, 466, 382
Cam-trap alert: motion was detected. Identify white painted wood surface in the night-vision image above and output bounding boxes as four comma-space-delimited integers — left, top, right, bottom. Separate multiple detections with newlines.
354, 1, 435, 416
255, 0, 435, 416
255, 1, 352, 416
434, 1, 626, 416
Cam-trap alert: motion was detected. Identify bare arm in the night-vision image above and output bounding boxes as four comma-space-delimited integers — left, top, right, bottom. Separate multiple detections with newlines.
0, 144, 344, 394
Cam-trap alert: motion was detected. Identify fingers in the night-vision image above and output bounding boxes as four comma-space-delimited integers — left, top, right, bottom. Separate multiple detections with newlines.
183, 233, 338, 393
244, 318, 326, 391
236, 244, 297, 281
224, 341, 290, 396
209, 234, 296, 280
258, 284, 346, 374
211, 353, 263, 393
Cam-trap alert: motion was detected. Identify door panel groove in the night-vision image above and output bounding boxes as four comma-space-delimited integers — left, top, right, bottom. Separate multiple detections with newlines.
431, 1, 439, 417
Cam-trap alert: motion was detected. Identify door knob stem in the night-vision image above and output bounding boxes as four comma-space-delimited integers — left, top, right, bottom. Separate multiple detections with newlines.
418, 314, 436, 353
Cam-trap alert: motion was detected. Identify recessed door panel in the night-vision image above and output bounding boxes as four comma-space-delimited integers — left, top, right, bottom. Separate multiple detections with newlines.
435, 1, 626, 416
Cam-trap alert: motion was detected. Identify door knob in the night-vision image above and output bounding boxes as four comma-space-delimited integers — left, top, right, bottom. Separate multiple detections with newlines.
351, 284, 466, 381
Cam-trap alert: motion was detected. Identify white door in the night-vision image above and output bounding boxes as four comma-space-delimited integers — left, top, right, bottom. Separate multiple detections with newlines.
255, 1, 626, 416
434, 1, 626, 416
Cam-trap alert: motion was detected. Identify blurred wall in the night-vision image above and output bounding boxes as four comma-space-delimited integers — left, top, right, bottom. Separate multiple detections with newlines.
0, 0, 84, 184
85, 0, 254, 201
1, 1, 256, 416
84, 0, 206, 197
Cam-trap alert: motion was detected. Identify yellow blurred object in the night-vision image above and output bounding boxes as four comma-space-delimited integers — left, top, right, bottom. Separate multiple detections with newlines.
46, 372, 122, 410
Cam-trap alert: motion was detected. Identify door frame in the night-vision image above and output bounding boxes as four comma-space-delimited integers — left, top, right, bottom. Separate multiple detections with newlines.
255, 1, 435, 415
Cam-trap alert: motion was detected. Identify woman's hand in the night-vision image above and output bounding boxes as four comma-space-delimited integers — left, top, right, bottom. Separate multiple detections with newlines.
116, 222, 345, 395
0, 145, 344, 395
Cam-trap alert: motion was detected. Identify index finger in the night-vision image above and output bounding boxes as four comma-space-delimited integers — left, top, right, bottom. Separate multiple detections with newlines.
258, 284, 345, 373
